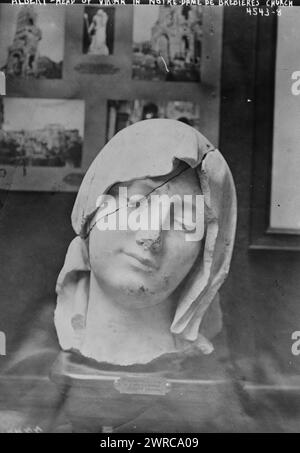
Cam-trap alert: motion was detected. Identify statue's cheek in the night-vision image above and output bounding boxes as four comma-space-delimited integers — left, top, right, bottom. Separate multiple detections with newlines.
170, 238, 201, 266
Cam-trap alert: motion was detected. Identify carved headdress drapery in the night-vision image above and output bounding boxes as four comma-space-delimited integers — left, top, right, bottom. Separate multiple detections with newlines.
55, 119, 237, 361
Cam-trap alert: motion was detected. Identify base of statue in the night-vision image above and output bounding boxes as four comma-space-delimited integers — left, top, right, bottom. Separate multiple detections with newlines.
51, 350, 249, 433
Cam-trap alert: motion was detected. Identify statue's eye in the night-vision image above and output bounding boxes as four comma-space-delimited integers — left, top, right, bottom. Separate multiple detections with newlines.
108, 184, 121, 197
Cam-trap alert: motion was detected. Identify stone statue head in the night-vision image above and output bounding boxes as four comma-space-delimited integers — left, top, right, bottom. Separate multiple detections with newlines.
55, 119, 237, 366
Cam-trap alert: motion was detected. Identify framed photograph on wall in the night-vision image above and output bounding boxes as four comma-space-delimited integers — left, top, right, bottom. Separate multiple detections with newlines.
0, 5, 223, 191
83, 6, 115, 57
0, 4, 65, 79
132, 5, 203, 82
107, 99, 201, 141
64, 6, 132, 77
132, 5, 222, 85
0, 97, 85, 192
250, 11, 300, 250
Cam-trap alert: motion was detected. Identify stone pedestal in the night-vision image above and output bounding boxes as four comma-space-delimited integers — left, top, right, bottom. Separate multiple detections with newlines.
51, 350, 249, 433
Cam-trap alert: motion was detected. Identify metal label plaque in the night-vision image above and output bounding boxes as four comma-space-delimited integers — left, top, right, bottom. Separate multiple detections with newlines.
114, 376, 171, 396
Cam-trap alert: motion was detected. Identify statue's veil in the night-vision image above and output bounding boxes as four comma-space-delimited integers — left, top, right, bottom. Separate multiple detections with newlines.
55, 119, 237, 358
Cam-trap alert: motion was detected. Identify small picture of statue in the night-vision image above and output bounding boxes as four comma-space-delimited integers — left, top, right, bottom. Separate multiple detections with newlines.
83, 7, 115, 56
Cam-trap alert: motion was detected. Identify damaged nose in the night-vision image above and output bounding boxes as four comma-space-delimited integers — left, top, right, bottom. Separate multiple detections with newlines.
135, 229, 162, 252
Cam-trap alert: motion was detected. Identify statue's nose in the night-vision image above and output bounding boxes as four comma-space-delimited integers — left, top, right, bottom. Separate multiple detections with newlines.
135, 229, 162, 252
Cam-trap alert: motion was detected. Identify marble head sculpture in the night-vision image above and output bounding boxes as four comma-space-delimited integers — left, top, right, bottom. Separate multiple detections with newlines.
55, 119, 237, 366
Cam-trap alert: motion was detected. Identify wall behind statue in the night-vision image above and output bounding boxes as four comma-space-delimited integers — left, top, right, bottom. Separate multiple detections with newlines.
0, 7, 299, 385
220, 7, 300, 383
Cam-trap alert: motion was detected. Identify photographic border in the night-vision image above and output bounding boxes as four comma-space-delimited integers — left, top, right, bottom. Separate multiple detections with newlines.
250, 13, 300, 251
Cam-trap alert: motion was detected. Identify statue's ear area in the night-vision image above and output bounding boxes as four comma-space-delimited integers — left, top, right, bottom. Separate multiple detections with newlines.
170, 149, 237, 352
55, 237, 90, 352
199, 293, 222, 341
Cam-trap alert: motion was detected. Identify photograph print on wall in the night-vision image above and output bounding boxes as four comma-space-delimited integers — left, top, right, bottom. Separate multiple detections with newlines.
0, 97, 85, 191
107, 99, 201, 141
132, 5, 203, 82
83, 6, 115, 56
0, 4, 65, 79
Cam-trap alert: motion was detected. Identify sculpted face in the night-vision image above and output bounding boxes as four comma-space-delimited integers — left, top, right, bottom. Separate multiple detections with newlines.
88, 165, 203, 308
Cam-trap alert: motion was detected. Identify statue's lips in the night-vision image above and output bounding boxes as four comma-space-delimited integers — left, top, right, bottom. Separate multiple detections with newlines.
123, 251, 159, 271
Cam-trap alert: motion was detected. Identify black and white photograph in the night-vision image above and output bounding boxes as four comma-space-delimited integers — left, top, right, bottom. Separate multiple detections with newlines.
0, 1, 299, 439
269, 7, 300, 234
0, 98, 84, 169
0, 4, 65, 79
107, 99, 201, 140
132, 5, 203, 81
82, 6, 115, 56
0, 97, 85, 191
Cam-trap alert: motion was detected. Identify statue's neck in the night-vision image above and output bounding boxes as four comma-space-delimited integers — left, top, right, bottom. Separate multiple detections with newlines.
80, 273, 178, 365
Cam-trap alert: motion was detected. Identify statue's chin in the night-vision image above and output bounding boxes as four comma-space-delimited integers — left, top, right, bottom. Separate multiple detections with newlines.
98, 279, 171, 309
115, 291, 167, 310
